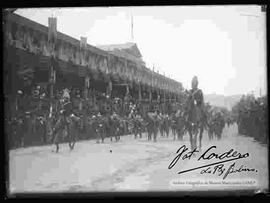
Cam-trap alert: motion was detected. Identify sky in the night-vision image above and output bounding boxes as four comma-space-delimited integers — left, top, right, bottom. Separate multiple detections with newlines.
15, 5, 267, 96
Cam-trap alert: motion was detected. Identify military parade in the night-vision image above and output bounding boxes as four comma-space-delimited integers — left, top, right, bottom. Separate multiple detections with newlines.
4, 9, 267, 151
5, 7, 268, 193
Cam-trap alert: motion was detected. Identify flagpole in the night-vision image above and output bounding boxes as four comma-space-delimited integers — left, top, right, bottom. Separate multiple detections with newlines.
130, 9, 134, 42
48, 17, 57, 118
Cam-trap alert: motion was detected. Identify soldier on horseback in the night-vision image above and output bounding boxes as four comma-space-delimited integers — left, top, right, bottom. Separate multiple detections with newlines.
51, 87, 77, 152
184, 76, 207, 150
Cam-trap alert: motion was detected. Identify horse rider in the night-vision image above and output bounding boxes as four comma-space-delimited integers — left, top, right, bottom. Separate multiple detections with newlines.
185, 76, 207, 126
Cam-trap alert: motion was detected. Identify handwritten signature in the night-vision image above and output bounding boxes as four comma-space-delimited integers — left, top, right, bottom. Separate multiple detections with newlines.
168, 145, 257, 179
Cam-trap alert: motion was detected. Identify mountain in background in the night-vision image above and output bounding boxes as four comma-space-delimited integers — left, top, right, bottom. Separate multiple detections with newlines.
204, 94, 242, 110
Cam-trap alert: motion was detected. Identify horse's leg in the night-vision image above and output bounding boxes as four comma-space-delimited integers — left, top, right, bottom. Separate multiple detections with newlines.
72, 139, 76, 149
68, 132, 73, 150
115, 130, 118, 142
193, 127, 199, 150
179, 129, 183, 141
218, 128, 222, 140
96, 132, 100, 143
55, 142, 59, 153
52, 132, 58, 152
188, 130, 193, 150
134, 129, 137, 139
68, 140, 72, 149
71, 128, 77, 150
177, 129, 180, 140
154, 130, 157, 142
176, 129, 179, 140
66, 127, 73, 150
199, 126, 203, 151
102, 132, 104, 143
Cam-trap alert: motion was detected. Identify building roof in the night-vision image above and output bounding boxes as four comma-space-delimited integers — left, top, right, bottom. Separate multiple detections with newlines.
8, 13, 109, 57
97, 42, 145, 66
97, 42, 142, 58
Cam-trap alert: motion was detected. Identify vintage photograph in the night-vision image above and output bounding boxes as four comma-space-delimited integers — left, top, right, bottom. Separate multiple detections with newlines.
3, 5, 268, 195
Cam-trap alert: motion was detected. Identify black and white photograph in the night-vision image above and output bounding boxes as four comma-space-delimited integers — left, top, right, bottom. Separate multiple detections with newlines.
3, 5, 268, 195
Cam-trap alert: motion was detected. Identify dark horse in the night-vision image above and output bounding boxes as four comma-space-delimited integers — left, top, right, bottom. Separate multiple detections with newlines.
184, 96, 207, 151
171, 112, 186, 141
52, 113, 80, 153
145, 112, 159, 142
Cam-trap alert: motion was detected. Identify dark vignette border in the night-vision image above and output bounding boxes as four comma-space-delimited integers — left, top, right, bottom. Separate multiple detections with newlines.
1, 0, 269, 200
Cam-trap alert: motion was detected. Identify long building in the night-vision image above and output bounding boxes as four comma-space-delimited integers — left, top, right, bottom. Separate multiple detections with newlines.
3, 12, 184, 114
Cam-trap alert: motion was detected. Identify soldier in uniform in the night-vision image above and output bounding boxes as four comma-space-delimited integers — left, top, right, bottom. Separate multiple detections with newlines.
95, 112, 106, 143
133, 113, 142, 139
186, 76, 205, 120
52, 109, 66, 152
109, 112, 121, 142
36, 114, 47, 144
184, 76, 207, 150
12, 114, 25, 148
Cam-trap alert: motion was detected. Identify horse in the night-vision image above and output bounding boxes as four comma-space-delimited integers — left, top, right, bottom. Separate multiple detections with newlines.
94, 115, 107, 143
36, 116, 47, 144
183, 94, 207, 151
171, 113, 186, 141
66, 114, 80, 150
133, 116, 143, 139
10, 116, 25, 148
145, 112, 159, 142
44, 115, 54, 144
117, 117, 126, 141
170, 114, 178, 139
51, 113, 80, 152
213, 113, 225, 140
109, 115, 121, 142
160, 115, 170, 138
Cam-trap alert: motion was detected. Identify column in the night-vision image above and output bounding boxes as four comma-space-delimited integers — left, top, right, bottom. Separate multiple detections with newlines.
49, 61, 54, 117
84, 75, 89, 99
126, 84, 129, 96
149, 88, 152, 101
163, 90, 166, 103
138, 84, 142, 101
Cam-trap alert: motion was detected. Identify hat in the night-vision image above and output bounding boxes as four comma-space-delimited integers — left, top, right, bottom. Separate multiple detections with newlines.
192, 76, 198, 86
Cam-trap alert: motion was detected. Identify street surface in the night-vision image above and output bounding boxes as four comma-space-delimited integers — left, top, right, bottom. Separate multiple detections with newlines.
9, 124, 268, 193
